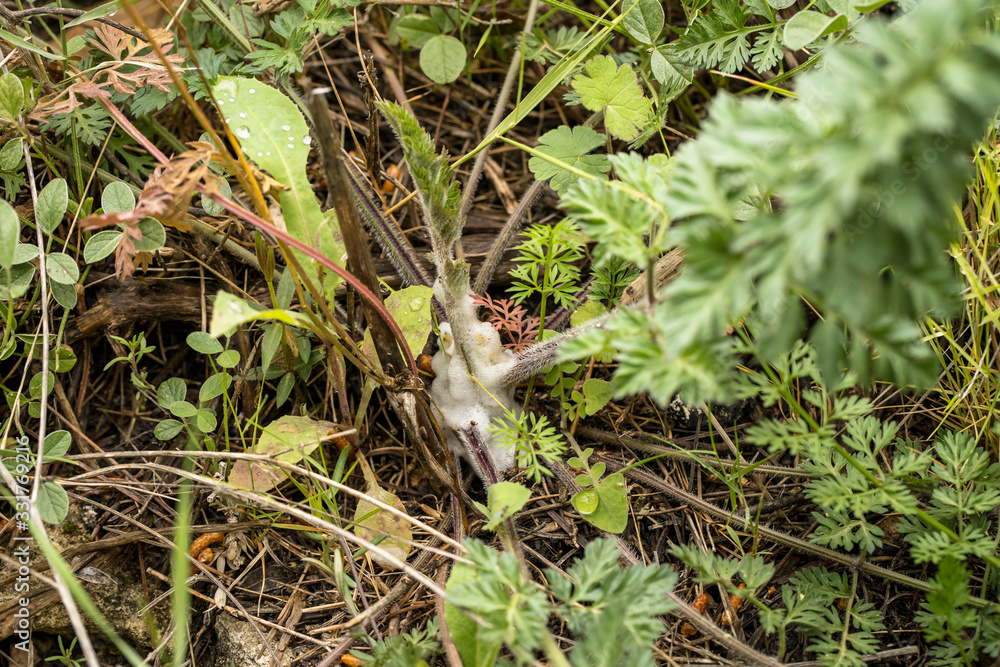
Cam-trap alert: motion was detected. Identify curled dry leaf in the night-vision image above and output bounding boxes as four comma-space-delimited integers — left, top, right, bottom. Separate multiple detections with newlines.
352, 454, 412, 570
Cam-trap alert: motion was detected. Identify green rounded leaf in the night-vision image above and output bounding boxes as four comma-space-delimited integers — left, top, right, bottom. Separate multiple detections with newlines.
201, 178, 232, 216
216, 349, 240, 369
854, 0, 893, 11
84, 230, 121, 264
49, 280, 78, 309
483, 481, 531, 531
13, 244, 37, 264
169, 400, 198, 418
196, 409, 217, 433
0, 72, 25, 121
199, 372, 232, 402
276, 372, 294, 407
767, 0, 798, 7
157, 377, 187, 408
383, 285, 434, 358
622, 0, 664, 45
154, 419, 185, 440
38, 481, 69, 524
1, 264, 35, 300
420, 35, 466, 84
783, 10, 849, 51
0, 199, 18, 269
51, 344, 77, 373
396, 14, 440, 46
36, 179, 68, 234
582, 378, 613, 416
187, 331, 224, 355
0, 138, 24, 171
29, 371, 54, 399
573, 488, 600, 515
45, 252, 80, 285
43, 430, 72, 459
101, 181, 136, 213
133, 218, 166, 252
572, 473, 628, 533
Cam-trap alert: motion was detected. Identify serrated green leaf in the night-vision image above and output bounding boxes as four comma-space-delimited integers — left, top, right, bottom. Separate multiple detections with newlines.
572, 56, 652, 142
650, 44, 694, 88
445, 561, 502, 667
529, 126, 610, 194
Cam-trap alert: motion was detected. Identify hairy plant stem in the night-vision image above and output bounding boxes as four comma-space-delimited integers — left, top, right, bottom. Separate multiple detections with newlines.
457, 0, 541, 225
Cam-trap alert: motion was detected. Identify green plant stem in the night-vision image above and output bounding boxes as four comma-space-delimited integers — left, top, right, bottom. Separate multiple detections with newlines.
758, 346, 1000, 574
596, 454, 1000, 610
541, 631, 572, 667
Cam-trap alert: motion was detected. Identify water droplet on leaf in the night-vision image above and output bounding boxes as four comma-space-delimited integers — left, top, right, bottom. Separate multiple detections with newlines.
235, 126, 251, 139
281, 124, 291, 132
